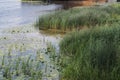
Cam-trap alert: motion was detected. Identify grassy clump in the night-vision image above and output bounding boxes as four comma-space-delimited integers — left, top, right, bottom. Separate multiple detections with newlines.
35, 4, 120, 31
0, 54, 42, 80
59, 23, 120, 80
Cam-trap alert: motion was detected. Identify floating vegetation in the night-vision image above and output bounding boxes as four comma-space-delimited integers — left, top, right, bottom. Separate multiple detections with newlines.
2, 26, 36, 34
0, 45, 58, 80
0, 54, 42, 80
0, 25, 61, 80
4, 37, 7, 40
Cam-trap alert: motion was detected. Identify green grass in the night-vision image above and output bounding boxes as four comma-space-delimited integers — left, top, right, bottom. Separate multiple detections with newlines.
35, 3, 120, 32
59, 23, 120, 80
34, 3, 120, 80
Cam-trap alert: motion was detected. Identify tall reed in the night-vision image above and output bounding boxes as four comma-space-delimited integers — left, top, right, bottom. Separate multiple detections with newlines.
60, 24, 120, 80
35, 4, 120, 32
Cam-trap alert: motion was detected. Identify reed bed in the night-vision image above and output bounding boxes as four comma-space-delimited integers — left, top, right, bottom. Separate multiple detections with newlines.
59, 23, 120, 80
35, 3, 120, 80
35, 3, 120, 32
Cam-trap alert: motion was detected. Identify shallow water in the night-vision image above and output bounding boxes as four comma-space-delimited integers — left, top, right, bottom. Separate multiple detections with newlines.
0, 26, 62, 80
0, 0, 62, 79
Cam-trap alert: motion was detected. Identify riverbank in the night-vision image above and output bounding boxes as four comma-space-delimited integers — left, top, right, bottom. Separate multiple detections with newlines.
1, 1, 120, 79
35, 3, 120, 80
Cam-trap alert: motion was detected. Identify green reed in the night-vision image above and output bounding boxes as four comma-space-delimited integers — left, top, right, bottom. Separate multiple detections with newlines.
60, 23, 120, 80
35, 3, 120, 32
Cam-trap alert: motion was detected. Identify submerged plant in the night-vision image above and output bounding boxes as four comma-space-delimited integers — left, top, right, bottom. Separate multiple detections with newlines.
0, 55, 42, 80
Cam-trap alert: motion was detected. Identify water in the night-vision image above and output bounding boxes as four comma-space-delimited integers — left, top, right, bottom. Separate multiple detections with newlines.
0, 0, 62, 28
0, 0, 62, 79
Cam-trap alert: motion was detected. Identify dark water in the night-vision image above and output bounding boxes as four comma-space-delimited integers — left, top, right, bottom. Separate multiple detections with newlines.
0, 0, 62, 28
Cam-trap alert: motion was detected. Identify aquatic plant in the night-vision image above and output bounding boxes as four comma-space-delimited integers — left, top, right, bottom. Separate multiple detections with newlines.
0, 54, 42, 80
35, 4, 120, 32
60, 24, 120, 80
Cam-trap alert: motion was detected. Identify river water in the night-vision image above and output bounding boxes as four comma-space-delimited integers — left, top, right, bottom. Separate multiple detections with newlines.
0, 0, 62, 80
0, 0, 62, 28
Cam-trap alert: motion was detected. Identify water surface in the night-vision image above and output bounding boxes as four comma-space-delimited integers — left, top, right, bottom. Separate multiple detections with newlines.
0, 0, 62, 79
0, 0, 62, 28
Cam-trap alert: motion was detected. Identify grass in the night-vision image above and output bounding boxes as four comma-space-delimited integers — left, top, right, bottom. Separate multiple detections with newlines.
1, 2, 119, 80
59, 23, 120, 80
34, 3, 120, 80
0, 54, 42, 80
35, 3, 120, 32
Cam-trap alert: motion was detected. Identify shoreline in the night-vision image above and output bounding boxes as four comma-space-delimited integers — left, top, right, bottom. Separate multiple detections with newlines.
21, 0, 48, 5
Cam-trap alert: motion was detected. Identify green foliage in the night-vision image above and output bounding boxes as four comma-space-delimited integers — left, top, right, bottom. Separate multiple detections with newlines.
35, 4, 120, 31
60, 24, 120, 80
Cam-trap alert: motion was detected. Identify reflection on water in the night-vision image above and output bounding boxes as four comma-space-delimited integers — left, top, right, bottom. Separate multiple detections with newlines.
0, 0, 62, 28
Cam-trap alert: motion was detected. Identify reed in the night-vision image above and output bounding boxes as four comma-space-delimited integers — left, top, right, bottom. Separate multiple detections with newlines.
60, 23, 120, 80
35, 4, 120, 32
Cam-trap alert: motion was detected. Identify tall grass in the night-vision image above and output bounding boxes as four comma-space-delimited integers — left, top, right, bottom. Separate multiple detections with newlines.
35, 4, 120, 32
59, 23, 120, 80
